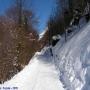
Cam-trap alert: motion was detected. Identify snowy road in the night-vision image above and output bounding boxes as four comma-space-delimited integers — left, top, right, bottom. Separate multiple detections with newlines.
1, 52, 64, 90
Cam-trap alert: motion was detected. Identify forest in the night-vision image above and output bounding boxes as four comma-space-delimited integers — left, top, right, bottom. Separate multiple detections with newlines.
0, 0, 90, 84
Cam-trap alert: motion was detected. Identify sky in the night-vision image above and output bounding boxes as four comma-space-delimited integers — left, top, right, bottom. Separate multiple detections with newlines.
0, 0, 55, 33
31, 0, 55, 33
0, 0, 13, 14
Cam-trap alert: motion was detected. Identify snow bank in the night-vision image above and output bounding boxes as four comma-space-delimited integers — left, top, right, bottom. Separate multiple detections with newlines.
53, 22, 90, 90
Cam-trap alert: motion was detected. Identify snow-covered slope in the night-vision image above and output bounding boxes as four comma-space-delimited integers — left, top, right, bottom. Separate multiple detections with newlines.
39, 30, 46, 40
39, 27, 48, 40
53, 22, 90, 90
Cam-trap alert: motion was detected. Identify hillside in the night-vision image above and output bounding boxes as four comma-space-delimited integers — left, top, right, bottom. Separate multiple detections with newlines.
0, 22, 90, 90
53, 22, 90, 90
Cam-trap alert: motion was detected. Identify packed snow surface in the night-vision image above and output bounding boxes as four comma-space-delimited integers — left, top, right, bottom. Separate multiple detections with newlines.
1, 51, 64, 90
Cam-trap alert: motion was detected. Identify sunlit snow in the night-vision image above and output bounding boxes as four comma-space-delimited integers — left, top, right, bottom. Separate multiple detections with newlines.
1, 51, 64, 90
